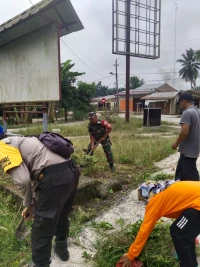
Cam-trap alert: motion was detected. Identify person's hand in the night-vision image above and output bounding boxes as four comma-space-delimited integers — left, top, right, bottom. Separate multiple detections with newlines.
22, 205, 34, 221
100, 137, 106, 142
172, 143, 178, 150
91, 144, 95, 151
117, 254, 133, 267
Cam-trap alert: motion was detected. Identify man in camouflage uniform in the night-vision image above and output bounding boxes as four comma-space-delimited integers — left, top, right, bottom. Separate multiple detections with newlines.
87, 112, 115, 172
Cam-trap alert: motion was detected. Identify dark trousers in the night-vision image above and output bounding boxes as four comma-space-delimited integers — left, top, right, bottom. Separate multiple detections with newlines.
170, 208, 200, 267
32, 160, 80, 266
175, 154, 199, 181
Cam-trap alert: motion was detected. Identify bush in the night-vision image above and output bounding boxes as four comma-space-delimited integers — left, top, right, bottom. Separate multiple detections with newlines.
72, 109, 88, 121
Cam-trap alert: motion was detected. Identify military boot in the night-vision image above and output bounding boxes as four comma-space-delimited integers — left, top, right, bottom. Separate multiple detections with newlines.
109, 163, 115, 172
54, 239, 69, 261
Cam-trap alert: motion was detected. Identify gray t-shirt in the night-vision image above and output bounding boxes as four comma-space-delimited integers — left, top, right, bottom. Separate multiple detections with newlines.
179, 106, 200, 158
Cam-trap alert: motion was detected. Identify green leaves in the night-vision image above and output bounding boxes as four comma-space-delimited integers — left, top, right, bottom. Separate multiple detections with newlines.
130, 76, 145, 89
177, 48, 200, 88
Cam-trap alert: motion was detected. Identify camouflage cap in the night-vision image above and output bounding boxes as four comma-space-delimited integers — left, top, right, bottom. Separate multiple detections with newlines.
88, 112, 97, 119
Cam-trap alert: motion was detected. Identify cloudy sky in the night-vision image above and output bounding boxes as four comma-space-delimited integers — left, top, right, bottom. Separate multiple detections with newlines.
1, 0, 200, 91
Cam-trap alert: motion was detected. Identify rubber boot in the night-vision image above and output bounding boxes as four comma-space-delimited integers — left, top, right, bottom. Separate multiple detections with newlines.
109, 163, 115, 172
54, 239, 69, 261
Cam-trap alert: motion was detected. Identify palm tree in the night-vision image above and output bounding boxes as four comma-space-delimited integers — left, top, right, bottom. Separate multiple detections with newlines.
177, 48, 200, 88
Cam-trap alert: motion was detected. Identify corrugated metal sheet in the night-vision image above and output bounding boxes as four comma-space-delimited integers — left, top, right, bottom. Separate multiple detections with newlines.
134, 83, 165, 90
141, 92, 179, 100
0, 0, 84, 46
116, 89, 155, 96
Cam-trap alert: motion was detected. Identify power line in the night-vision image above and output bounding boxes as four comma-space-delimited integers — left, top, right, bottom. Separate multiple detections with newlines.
92, 75, 114, 83
61, 39, 105, 78
28, 0, 34, 5
118, 72, 179, 75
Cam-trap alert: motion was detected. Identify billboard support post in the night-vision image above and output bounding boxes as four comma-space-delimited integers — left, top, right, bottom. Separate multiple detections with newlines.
125, 0, 131, 123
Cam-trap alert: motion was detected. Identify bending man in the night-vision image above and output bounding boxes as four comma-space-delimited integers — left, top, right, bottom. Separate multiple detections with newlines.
0, 136, 80, 267
118, 180, 200, 267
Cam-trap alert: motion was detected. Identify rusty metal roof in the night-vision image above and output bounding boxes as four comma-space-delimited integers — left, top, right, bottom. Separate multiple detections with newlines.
0, 0, 84, 46
141, 92, 179, 100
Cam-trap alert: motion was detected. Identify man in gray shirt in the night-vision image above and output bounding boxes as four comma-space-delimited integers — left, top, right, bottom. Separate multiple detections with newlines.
0, 136, 80, 267
172, 93, 200, 181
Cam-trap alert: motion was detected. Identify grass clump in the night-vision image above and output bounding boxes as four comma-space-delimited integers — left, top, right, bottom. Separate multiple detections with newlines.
0, 192, 31, 267
92, 220, 178, 267
69, 207, 97, 238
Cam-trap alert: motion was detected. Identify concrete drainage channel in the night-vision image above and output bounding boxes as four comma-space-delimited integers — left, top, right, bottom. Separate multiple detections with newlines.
2, 152, 200, 266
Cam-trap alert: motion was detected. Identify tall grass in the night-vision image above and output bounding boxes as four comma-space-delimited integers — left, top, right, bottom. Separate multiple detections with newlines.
0, 192, 31, 267
16, 122, 88, 137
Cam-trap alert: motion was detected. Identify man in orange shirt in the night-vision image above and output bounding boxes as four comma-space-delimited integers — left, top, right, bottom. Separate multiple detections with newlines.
117, 180, 200, 267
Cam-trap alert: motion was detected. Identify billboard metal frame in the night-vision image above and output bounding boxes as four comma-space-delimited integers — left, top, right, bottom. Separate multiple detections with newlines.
112, 0, 161, 59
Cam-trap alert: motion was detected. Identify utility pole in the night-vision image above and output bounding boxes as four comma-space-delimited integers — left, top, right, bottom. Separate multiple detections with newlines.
114, 59, 119, 94
173, 3, 178, 88
110, 59, 119, 112
114, 59, 119, 112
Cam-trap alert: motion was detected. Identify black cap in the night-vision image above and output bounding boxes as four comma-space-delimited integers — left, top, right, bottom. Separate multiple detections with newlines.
177, 93, 193, 104
88, 112, 97, 119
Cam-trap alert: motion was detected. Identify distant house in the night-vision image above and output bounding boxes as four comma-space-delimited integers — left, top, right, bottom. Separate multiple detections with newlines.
141, 91, 179, 115
90, 95, 116, 110
115, 83, 179, 115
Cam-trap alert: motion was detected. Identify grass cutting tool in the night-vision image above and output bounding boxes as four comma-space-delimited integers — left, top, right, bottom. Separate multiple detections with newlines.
88, 140, 101, 156
15, 217, 30, 241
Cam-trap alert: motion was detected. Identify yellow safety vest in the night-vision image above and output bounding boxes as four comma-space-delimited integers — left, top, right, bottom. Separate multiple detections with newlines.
0, 141, 23, 172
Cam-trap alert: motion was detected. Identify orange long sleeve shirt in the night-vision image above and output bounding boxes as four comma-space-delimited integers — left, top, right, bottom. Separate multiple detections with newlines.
127, 181, 200, 261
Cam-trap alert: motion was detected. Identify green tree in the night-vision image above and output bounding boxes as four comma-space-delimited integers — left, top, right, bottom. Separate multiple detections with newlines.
60, 60, 84, 121
72, 81, 96, 120
195, 49, 200, 60
130, 76, 145, 89
177, 48, 200, 88
95, 81, 109, 97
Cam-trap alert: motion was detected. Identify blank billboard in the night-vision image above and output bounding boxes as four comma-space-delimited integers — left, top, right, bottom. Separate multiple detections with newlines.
112, 0, 161, 59
0, 22, 60, 103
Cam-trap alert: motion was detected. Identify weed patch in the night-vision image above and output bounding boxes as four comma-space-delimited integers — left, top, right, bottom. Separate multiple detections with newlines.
91, 220, 178, 267
0, 192, 31, 267
69, 207, 97, 238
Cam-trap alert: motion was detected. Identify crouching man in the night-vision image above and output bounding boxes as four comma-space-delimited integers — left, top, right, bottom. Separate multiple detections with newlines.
117, 180, 200, 267
0, 136, 80, 267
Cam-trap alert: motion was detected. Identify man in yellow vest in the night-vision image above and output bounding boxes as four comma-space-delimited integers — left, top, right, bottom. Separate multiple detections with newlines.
117, 180, 200, 267
0, 136, 80, 267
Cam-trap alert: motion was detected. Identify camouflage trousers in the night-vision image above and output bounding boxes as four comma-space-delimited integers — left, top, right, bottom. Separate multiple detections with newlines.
87, 139, 114, 164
